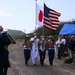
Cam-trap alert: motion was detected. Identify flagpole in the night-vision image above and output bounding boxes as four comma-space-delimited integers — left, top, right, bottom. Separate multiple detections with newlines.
35, 0, 37, 32
43, 0, 45, 37
42, 26, 44, 37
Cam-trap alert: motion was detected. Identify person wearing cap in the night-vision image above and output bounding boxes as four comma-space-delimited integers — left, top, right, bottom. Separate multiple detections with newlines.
30, 33, 39, 66
45, 36, 55, 66
23, 35, 31, 65
38, 36, 46, 65
0, 25, 12, 75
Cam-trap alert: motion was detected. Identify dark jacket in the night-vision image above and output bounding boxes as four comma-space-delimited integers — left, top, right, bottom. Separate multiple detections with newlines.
0, 32, 11, 68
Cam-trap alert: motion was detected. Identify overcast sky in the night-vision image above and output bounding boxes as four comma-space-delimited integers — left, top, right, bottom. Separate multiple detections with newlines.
0, 0, 75, 33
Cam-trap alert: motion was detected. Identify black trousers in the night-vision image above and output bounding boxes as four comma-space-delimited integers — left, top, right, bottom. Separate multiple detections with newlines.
24, 49, 31, 65
58, 47, 62, 59
39, 49, 46, 65
0, 68, 8, 75
48, 49, 55, 66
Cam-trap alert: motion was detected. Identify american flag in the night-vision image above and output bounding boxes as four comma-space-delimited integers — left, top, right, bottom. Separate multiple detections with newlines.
43, 4, 61, 30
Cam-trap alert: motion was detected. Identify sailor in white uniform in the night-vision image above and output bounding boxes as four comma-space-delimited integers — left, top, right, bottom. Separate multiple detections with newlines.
30, 34, 39, 66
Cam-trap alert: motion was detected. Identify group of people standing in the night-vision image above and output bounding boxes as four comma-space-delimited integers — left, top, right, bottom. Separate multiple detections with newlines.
23, 33, 55, 66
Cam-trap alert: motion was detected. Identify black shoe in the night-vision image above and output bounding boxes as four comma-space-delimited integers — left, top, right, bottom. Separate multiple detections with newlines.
25, 62, 28, 66
34, 64, 36, 66
41, 63, 44, 66
50, 63, 53, 66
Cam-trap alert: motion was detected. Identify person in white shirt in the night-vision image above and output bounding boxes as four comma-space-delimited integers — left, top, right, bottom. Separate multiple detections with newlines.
55, 36, 62, 59
30, 33, 39, 66
56, 36, 66, 59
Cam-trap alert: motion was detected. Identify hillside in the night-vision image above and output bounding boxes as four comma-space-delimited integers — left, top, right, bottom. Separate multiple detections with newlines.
7, 29, 25, 38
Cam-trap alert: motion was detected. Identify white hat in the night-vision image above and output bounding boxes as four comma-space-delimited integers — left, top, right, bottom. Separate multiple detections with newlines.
26, 35, 30, 37
30, 38, 34, 41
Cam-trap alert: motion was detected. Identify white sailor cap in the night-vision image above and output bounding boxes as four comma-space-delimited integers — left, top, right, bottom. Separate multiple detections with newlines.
26, 35, 30, 37
40, 36, 44, 38
30, 38, 34, 41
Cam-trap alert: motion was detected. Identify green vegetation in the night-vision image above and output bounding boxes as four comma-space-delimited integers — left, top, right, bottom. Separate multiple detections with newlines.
28, 20, 75, 38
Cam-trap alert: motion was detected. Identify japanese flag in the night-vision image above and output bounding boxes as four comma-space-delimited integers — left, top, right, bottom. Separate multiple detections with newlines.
36, 4, 43, 26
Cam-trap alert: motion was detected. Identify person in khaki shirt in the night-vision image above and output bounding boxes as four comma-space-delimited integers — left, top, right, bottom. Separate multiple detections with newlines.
38, 36, 46, 65
46, 36, 55, 66
23, 35, 32, 65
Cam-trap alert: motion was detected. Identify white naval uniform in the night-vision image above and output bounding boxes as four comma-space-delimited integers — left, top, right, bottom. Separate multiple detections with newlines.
31, 37, 39, 65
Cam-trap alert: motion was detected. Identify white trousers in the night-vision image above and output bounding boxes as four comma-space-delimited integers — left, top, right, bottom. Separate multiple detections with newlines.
31, 50, 38, 64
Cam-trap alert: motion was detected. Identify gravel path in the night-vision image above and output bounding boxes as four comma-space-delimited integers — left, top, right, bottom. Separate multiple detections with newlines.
7, 41, 75, 75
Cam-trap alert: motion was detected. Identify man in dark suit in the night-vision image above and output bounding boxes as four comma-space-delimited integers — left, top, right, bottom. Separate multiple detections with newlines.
0, 25, 16, 75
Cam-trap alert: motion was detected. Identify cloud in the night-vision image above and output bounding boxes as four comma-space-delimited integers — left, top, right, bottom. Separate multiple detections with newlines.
0, 9, 13, 17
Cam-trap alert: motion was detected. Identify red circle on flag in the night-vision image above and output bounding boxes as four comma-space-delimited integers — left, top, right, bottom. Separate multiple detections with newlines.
38, 10, 43, 22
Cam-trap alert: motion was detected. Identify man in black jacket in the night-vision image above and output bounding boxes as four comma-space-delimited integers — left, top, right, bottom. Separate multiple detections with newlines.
0, 25, 16, 75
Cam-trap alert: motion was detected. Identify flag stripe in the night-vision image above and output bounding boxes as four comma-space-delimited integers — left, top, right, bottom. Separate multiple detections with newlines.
50, 12, 60, 17
44, 17, 50, 22
50, 9, 61, 16
44, 21, 58, 28
44, 24, 56, 30
49, 15, 58, 19
50, 19, 59, 22
51, 22, 60, 24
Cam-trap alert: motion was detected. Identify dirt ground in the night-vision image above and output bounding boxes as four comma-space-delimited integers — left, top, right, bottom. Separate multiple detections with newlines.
7, 41, 75, 75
